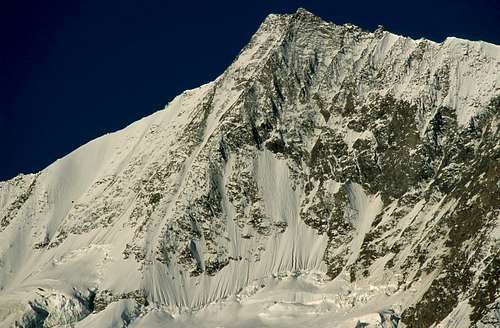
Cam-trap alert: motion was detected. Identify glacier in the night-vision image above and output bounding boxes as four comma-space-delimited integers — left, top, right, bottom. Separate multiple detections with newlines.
0, 8, 499, 328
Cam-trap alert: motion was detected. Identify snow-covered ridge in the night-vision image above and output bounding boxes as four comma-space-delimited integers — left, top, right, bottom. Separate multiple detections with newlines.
1, 8, 499, 328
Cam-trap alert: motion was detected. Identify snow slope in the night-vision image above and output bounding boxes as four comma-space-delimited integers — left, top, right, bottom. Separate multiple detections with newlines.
0, 8, 499, 328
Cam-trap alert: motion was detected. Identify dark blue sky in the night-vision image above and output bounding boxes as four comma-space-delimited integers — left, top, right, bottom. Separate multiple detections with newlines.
1, 0, 499, 180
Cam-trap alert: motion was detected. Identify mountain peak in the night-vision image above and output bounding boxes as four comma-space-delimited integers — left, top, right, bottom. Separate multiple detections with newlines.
1, 8, 499, 328
291, 7, 326, 25
257, 8, 322, 36
294, 7, 316, 17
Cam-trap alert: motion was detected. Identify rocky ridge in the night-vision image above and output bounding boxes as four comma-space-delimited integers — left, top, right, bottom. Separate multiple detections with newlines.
0, 8, 499, 328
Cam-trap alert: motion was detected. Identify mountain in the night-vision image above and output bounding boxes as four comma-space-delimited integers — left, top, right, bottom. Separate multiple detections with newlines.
1, 8, 498, 328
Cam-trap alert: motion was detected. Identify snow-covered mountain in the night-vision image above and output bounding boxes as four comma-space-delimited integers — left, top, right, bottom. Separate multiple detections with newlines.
1, 8, 499, 328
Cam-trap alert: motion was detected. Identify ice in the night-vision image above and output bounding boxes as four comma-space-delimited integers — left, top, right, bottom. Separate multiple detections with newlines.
1, 7, 498, 328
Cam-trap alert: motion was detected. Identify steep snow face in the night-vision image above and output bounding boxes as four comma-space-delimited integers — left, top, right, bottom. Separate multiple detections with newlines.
1, 8, 499, 328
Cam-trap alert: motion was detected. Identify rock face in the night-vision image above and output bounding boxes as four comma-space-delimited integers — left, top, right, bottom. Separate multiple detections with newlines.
0, 8, 498, 328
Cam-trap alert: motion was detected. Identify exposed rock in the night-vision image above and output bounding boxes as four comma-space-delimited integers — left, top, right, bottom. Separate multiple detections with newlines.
0, 8, 498, 328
